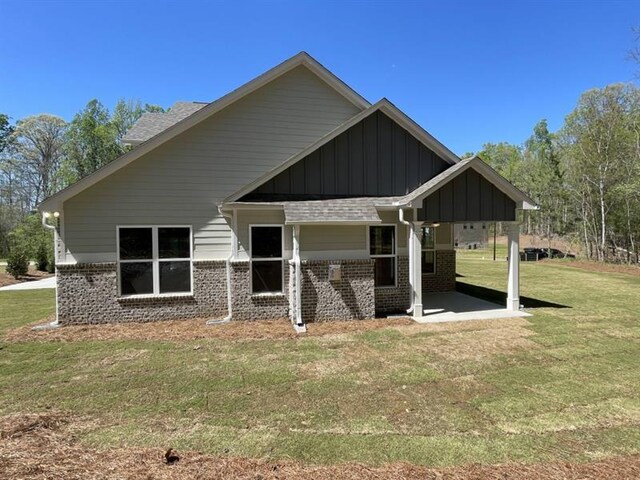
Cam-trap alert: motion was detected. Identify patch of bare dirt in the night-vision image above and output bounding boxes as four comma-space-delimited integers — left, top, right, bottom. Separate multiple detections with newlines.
1, 413, 639, 480
542, 258, 640, 276
5, 317, 414, 343
0, 266, 53, 287
416, 324, 538, 360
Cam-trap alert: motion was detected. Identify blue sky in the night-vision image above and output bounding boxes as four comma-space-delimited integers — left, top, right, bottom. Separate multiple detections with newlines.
1, 0, 638, 154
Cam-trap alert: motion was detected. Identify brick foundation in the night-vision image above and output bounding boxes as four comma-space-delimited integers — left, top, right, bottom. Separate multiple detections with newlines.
56, 251, 456, 324
229, 260, 290, 321
299, 259, 375, 322
56, 261, 228, 325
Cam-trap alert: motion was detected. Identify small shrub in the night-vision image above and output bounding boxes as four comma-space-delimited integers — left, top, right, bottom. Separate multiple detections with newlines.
36, 243, 49, 272
6, 249, 29, 279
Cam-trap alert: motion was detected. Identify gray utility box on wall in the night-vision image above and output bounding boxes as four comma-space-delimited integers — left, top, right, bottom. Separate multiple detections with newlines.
328, 264, 342, 282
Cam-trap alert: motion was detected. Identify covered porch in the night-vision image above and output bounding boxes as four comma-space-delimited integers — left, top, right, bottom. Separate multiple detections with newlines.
397, 156, 538, 321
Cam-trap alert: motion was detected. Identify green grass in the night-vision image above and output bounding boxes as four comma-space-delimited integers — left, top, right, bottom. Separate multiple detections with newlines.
0, 289, 55, 335
0, 259, 639, 467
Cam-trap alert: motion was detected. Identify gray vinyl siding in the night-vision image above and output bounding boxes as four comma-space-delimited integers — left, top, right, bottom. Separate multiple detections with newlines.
417, 169, 517, 223
62, 66, 361, 261
300, 225, 366, 251
244, 110, 450, 200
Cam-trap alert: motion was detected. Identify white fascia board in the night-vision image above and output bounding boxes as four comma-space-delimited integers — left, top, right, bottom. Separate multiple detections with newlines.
221, 202, 284, 210
223, 99, 461, 203
38, 52, 370, 212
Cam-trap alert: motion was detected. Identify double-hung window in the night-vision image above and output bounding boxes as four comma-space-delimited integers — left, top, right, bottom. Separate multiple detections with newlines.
369, 225, 396, 287
250, 225, 283, 294
421, 226, 436, 274
118, 226, 192, 296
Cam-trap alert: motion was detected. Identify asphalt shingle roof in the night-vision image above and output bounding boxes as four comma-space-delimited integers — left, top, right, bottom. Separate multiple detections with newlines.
283, 198, 383, 224
122, 101, 207, 144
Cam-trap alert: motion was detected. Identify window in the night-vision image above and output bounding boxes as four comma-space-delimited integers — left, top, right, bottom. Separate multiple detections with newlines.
250, 225, 283, 294
421, 226, 436, 274
369, 225, 396, 287
118, 226, 192, 296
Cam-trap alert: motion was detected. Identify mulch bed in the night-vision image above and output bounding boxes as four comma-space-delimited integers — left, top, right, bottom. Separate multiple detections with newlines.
5, 317, 414, 343
1, 412, 639, 480
0, 267, 53, 288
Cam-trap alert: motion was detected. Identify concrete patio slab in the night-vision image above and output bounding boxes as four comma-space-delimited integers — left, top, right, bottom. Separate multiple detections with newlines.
414, 291, 531, 323
0, 276, 56, 291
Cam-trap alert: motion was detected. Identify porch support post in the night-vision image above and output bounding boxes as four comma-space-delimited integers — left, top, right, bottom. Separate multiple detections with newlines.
506, 222, 520, 311
292, 224, 304, 327
411, 221, 423, 318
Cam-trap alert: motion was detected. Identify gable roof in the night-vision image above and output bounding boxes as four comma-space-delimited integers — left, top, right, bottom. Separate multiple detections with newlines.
224, 98, 461, 203
38, 52, 371, 211
222, 156, 537, 223
122, 102, 208, 145
393, 155, 537, 210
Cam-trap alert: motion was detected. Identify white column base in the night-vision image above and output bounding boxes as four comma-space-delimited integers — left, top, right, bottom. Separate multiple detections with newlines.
412, 303, 424, 318
506, 298, 520, 311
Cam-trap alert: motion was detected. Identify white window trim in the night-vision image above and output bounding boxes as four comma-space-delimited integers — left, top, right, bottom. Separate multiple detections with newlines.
368, 224, 398, 288
116, 225, 193, 297
421, 226, 437, 275
249, 224, 285, 295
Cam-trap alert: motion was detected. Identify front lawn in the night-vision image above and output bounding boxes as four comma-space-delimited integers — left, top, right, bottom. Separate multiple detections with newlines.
1, 256, 639, 476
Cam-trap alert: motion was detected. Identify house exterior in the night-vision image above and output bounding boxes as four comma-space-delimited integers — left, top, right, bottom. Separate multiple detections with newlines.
38, 52, 536, 330
454, 222, 490, 249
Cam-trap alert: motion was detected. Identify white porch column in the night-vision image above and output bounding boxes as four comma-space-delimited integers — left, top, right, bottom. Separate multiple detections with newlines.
411, 222, 423, 318
292, 225, 303, 326
506, 222, 521, 311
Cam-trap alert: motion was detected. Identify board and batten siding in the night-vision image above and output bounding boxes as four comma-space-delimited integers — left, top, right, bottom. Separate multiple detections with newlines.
244, 110, 450, 200
417, 168, 517, 223
62, 66, 362, 262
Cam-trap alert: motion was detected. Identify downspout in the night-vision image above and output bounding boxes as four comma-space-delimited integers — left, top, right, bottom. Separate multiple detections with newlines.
398, 208, 414, 314
41, 211, 59, 325
209, 205, 234, 324
292, 224, 306, 333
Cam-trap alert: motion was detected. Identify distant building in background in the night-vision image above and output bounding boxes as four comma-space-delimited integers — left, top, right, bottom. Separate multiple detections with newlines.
454, 222, 490, 249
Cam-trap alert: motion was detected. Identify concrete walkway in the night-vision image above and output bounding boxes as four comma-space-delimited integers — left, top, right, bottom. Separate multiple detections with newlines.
0, 276, 56, 291
414, 291, 531, 323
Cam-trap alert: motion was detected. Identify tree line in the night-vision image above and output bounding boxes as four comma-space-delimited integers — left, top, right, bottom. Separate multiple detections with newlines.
474, 83, 640, 263
0, 100, 163, 265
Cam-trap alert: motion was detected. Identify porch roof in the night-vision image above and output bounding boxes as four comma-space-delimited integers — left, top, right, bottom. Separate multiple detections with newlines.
223, 197, 393, 224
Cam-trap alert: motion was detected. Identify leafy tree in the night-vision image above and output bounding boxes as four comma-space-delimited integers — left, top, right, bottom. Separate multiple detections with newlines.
11, 114, 67, 207
522, 120, 566, 246
8, 212, 53, 262
0, 113, 14, 153
479, 142, 523, 183
561, 84, 637, 260
65, 99, 164, 181
65, 99, 122, 179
